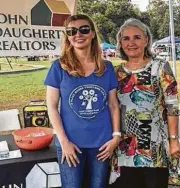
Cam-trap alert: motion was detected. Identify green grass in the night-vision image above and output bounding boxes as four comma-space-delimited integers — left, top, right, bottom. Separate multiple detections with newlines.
0, 69, 48, 108
0, 60, 51, 106
0, 59, 52, 123
0, 64, 32, 71
0, 58, 179, 126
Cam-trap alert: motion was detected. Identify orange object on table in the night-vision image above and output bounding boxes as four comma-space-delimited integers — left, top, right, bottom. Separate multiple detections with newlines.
12, 127, 54, 151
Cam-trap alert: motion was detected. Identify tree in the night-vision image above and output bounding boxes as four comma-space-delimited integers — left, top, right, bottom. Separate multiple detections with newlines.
148, 0, 180, 40
79, 89, 97, 110
77, 0, 141, 44
77, 0, 180, 42
173, 2, 180, 37
148, 0, 169, 40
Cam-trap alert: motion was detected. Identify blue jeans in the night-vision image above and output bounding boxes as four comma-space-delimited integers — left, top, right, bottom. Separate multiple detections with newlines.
56, 147, 109, 188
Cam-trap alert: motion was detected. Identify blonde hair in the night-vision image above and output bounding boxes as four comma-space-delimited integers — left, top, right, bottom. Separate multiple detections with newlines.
116, 18, 153, 61
60, 14, 105, 77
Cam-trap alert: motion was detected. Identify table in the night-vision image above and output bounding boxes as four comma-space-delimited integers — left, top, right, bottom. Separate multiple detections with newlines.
2, 135, 178, 188
0, 135, 108, 188
0, 134, 58, 188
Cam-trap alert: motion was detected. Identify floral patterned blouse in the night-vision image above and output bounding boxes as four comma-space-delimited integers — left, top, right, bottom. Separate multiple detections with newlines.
110, 60, 179, 183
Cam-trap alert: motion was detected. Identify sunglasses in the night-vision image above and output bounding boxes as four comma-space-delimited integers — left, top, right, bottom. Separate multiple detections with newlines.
66, 25, 91, 36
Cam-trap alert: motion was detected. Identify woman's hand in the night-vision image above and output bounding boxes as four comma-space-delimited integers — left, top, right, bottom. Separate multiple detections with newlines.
61, 140, 82, 167
97, 136, 120, 161
169, 139, 180, 158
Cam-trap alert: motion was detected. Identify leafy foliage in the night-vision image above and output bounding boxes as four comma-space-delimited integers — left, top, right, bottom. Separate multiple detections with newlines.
77, 0, 180, 43
77, 0, 141, 44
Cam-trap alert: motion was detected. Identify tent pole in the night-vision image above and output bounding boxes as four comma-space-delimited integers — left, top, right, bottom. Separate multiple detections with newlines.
168, 0, 176, 77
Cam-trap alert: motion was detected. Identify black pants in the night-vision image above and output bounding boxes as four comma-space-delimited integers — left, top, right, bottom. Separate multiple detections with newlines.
109, 167, 169, 188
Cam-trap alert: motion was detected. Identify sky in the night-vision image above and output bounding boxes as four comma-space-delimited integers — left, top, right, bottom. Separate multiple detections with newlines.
131, 0, 149, 12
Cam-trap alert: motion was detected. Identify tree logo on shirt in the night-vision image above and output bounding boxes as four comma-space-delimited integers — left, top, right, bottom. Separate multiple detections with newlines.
69, 84, 107, 118
79, 89, 98, 110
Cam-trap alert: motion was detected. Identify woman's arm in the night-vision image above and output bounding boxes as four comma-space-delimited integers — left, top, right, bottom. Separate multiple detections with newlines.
46, 86, 81, 166
108, 88, 120, 134
159, 61, 180, 158
168, 116, 180, 158
46, 86, 68, 144
97, 89, 120, 161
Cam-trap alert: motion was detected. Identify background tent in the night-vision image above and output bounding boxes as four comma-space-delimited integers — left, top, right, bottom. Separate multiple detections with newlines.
100, 42, 116, 50
155, 36, 180, 45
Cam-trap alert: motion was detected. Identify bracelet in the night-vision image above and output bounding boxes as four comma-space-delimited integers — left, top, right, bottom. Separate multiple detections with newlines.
169, 134, 179, 140
112, 132, 121, 137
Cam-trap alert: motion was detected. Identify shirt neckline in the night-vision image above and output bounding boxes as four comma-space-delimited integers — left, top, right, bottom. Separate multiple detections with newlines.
122, 60, 152, 74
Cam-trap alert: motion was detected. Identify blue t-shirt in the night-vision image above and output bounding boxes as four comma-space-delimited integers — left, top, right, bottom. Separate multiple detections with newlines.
44, 59, 118, 148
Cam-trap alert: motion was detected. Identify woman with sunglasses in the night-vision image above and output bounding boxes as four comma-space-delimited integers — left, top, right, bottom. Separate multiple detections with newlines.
44, 14, 120, 188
